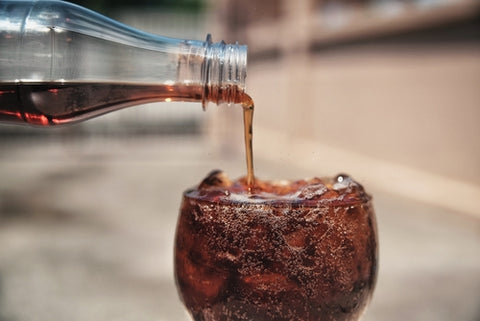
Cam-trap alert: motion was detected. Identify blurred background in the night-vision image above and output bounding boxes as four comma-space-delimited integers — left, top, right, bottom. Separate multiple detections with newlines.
0, 0, 479, 320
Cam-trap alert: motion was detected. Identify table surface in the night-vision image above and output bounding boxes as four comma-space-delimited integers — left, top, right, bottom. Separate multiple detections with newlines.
0, 136, 478, 321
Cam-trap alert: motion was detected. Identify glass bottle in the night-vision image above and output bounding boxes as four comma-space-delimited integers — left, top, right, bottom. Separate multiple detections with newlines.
0, 0, 247, 126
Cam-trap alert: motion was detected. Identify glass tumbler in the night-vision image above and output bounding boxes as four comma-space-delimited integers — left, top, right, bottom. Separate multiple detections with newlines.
174, 170, 378, 321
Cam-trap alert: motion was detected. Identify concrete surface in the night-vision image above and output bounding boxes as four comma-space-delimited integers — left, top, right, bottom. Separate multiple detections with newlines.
0, 135, 479, 321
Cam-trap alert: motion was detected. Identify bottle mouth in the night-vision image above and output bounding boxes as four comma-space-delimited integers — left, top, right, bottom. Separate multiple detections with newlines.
202, 35, 247, 108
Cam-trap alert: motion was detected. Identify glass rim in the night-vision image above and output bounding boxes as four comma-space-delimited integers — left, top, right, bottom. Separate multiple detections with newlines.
183, 188, 372, 208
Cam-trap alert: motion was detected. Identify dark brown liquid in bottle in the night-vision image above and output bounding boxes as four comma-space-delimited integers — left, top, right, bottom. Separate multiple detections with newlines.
0, 81, 255, 189
0, 82, 204, 126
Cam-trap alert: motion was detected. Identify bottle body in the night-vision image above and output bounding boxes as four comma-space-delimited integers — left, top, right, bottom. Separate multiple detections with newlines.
0, 0, 247, 125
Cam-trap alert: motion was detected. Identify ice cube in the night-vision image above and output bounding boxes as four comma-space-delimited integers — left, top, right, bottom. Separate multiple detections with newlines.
333, 173, 356, 190
198, 170, 232, 190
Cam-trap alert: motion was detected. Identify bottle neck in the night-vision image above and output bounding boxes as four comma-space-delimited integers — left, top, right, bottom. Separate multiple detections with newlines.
0, 0, 247, 106
179, 35, 247, 107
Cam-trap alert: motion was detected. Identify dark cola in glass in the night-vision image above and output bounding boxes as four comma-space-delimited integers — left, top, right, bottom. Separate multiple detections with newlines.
174, 170, 378, 321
